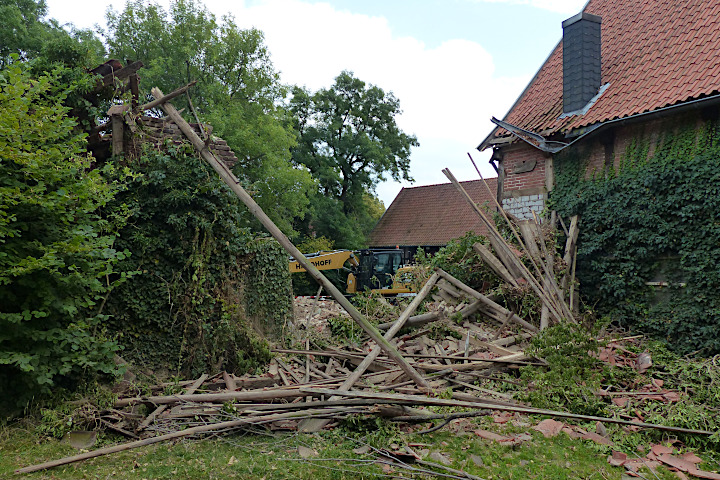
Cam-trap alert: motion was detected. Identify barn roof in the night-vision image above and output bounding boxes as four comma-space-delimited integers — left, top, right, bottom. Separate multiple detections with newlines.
369, 178, 498, 247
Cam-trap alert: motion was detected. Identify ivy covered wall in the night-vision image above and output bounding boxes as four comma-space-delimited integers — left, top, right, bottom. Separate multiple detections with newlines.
551, 113, 720, 354
105, 143, 292, 376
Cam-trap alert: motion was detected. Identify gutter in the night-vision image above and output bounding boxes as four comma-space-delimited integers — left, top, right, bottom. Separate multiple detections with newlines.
482, 91, 720, 154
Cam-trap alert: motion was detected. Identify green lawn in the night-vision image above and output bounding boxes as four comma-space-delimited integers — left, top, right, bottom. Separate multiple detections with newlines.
2, 415, 682, 480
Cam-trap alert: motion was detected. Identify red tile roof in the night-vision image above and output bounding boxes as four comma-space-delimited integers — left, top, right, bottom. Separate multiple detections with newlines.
482, 0, 720, 146
369, 178, 498, 247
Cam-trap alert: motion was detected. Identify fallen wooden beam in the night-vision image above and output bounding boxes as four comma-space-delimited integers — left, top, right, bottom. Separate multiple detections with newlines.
301, 388, 717, 436
15, 407, 360, 474
435, 268, 539, 334
417, 352, 532, 371
115, 388, 312, 407
473, 242, 519, 287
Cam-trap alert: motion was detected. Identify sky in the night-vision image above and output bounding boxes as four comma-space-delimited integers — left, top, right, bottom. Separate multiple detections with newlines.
45, 0, 588, 207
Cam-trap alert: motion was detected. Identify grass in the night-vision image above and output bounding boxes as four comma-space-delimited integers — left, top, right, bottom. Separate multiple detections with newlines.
1, 414, 684, 480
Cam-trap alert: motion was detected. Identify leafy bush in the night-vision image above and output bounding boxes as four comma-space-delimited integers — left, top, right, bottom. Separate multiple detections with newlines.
416, 232, 497, 292
0, 61, 126, 412
520, 325, 610, 416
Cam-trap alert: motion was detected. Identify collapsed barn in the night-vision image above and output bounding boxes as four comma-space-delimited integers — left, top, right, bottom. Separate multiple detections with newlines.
8, 0, 720, 473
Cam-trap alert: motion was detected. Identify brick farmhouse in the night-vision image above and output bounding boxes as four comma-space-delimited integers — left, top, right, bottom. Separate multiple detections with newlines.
478, 0, 720, 218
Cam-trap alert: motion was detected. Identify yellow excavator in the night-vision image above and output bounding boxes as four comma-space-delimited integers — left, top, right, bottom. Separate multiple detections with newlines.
289, 249, 417, 296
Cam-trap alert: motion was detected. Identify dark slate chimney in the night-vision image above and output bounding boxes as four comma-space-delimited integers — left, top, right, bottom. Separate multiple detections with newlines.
562, 12, 602, 113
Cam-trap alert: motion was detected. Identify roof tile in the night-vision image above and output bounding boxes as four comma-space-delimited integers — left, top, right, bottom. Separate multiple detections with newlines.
484, 0, 720, 144
369, 179, 498, 247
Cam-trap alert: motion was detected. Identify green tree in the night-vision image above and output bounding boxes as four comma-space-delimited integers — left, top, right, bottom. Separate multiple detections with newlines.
1, 0, 105, 68
0, 61, 126, 411
105, 0, 315, 236
290, 71, 417, 247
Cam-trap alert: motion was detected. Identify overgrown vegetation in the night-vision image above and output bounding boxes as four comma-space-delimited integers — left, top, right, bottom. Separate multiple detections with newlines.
104, 144, 286, 376
506, 325, 720, 451
105, 0, 316, 238
0, 60, 127, 412
552, 117, 720, 354
1, 0, 296, 413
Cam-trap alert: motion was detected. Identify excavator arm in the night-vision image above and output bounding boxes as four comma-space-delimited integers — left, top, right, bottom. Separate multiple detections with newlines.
289, 250, 359, 273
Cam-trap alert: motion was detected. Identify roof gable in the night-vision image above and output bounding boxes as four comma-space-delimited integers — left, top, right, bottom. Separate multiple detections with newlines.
483, 0, 720, 146
369, 178, 498, 247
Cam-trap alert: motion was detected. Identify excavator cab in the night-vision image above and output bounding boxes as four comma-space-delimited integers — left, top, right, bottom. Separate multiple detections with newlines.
356, 250, 404, 291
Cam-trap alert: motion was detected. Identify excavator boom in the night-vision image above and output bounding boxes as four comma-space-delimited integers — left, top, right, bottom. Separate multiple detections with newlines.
289, 250, 359, 273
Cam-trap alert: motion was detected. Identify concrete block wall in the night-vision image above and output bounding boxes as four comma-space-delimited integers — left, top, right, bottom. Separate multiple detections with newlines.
502, 193, 547, 220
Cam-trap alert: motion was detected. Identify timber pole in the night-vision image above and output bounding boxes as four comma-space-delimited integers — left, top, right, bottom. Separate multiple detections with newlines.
150, 87, 430, 391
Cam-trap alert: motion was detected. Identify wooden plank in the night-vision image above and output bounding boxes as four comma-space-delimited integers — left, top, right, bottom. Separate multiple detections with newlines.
518, 221, 542, 263
418, 352, 529, 371
111, 115, 124, 156
472, 242, 518, 287
562, 215, 580, 266
302, 388, 716, 437
151, 87, 430, 392
222, 371, 236, 391
488, 234, 524, 279
115, 388, 312, 407
377, 312, 439, 331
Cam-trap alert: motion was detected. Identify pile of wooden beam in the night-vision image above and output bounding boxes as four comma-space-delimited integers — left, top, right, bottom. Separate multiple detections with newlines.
442, 168, 580, 330
18, 282, 714, 475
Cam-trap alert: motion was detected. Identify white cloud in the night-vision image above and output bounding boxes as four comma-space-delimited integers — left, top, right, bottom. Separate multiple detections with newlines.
216, 0, 529, 202
474, 0, 587, 14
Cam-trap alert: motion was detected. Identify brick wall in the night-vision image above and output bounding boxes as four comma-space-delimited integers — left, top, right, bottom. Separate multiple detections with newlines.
502, 144, 547, 191
499, 144, 548, 219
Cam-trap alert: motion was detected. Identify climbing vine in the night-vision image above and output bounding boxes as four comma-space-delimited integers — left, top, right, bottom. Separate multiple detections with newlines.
551, 118, 720, 354
105, 143, 291, 375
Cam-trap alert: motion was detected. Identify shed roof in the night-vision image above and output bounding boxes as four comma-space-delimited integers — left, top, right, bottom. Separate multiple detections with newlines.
481, 0, 720, 148
369, 178, 498, 247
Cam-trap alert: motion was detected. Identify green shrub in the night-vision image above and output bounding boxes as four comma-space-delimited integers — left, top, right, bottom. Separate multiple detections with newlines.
0, 61, 126, 413
416, 232, 497, 292
104, 144, 287, 376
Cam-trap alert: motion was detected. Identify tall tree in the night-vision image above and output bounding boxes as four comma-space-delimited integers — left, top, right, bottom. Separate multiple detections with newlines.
105, 0, 315, 236
0, 0, 105, 68
290, 71, 418, 247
